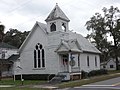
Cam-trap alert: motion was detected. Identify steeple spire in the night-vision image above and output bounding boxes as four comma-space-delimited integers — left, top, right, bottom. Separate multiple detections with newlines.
45, 4, 70, 22
45, 4, 70, 33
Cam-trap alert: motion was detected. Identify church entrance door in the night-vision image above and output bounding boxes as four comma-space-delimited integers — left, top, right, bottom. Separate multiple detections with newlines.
61, 55, 69, 72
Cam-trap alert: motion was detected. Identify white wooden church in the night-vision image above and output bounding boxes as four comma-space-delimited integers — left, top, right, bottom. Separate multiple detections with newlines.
18, 4, 101, 80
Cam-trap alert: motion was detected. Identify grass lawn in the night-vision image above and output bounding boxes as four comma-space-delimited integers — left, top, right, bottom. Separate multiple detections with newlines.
0, 87, 49, 90
0, 78, 48, 90
108, 70, 120, 74
0, 78, 46, 85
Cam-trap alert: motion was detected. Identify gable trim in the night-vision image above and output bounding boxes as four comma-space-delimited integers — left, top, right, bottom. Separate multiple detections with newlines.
19, 21, 47, 53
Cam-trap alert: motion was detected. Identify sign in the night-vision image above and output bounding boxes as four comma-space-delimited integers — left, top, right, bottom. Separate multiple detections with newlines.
69, 60, 75, 66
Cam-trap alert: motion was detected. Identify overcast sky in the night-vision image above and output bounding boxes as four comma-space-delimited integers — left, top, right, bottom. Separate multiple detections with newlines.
0, 0, 120, 37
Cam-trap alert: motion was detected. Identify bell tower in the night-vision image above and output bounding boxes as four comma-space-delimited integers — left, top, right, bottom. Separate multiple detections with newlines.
45, 4, 70, 33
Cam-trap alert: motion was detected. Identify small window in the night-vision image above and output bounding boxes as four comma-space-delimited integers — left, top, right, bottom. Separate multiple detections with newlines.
95, 56, 97, 67
78, 54, 80, 67
38, 50, 41, 68
42, 49, 45, 67
87, 56, 89, 67
34, 50, 37, 68
50, 23, 56, 32
110, 65, 114, 68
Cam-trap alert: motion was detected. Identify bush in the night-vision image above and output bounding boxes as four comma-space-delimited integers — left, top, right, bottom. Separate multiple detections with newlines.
81, 70, 88, 79
88, 69, 108, 77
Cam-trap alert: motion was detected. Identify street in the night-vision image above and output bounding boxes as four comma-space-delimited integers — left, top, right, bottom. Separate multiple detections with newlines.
58, 86, 120, 90
57, 77, 120, 90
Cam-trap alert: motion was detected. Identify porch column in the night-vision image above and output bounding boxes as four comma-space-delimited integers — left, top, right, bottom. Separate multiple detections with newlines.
68, 53, 72, 72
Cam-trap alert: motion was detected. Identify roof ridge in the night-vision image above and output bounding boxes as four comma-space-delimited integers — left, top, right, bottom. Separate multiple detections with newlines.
45, 4, 70, 22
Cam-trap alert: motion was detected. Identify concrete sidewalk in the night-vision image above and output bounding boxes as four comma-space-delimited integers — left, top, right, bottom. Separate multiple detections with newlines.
33, 84, 58, 89
0, 85, 15, 87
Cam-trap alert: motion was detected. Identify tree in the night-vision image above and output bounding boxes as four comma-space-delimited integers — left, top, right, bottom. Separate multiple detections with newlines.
85, 6, 120, 70
3, 29, 30, 48
0, 24, 5, 42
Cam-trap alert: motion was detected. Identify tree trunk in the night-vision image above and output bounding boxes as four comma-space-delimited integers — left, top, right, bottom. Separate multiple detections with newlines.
115, 46, 119, 70
113, 36, 119, 70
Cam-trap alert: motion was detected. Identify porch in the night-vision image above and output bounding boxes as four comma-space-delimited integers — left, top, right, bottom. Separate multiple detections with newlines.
0, 59, 13, 78
55, 39, 82, 80
58, 53, 81, 80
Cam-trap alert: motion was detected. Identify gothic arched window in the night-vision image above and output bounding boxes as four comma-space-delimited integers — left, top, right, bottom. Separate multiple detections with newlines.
34, 43, 45, 68
50, 23, 56, 32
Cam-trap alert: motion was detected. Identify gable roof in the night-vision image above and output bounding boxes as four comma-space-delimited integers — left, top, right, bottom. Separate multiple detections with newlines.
45, 4, 70, 22
55, 39, 82, 53
19, 21, 47, 53
8, 54, 20, 61
69, 32, 101, 54
0, 42, 17, 49
101, 58, 120, 65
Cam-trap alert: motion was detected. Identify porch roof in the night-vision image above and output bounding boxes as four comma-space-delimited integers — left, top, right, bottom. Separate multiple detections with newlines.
55, 39, 82, 53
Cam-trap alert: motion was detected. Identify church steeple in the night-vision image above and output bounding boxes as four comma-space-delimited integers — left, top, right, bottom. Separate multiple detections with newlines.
45, 4, 70, 33
45, 3, 70, 22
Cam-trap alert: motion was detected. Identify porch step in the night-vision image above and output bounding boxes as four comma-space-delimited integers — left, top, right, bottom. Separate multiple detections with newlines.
49, 75, 65, 84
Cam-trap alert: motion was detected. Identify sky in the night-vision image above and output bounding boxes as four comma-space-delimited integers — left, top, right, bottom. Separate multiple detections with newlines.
0, 0, 120, 37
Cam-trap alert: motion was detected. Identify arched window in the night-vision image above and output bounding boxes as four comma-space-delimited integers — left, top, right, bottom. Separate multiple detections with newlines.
34, 43, 45, 68
50, 23, 56, 32
62, 23, 66, 32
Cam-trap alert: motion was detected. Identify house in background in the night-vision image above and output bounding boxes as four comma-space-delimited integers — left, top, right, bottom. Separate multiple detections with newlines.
18, 4, 101, 80
100, 58, 120, 70
0, 42, 19, 77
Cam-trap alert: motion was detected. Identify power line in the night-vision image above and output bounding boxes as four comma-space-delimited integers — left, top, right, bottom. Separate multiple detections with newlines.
8, 0, 32, 14
4, 0, 93, 32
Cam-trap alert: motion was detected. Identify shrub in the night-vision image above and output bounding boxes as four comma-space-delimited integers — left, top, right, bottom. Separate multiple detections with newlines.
81, 70, 88, 79
88, 69, 108, 77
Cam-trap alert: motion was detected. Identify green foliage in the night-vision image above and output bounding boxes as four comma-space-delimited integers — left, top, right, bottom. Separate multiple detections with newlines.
81, 69, 108, 79
81, 70, 88, 79
3, 28, 30, 48
0, 79, 46, 85
0, 24, 5, 42
88, 69, 108, 77
85, 6, 120, 66
0, 88, 48, 90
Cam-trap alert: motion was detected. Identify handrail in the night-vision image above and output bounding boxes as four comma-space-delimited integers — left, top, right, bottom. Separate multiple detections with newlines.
47, 74, 55, 82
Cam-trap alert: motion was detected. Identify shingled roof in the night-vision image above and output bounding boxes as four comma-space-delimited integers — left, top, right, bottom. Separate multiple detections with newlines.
45, 4, 70, 22
19, 22, 100, 54
8, 54, 20, 61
